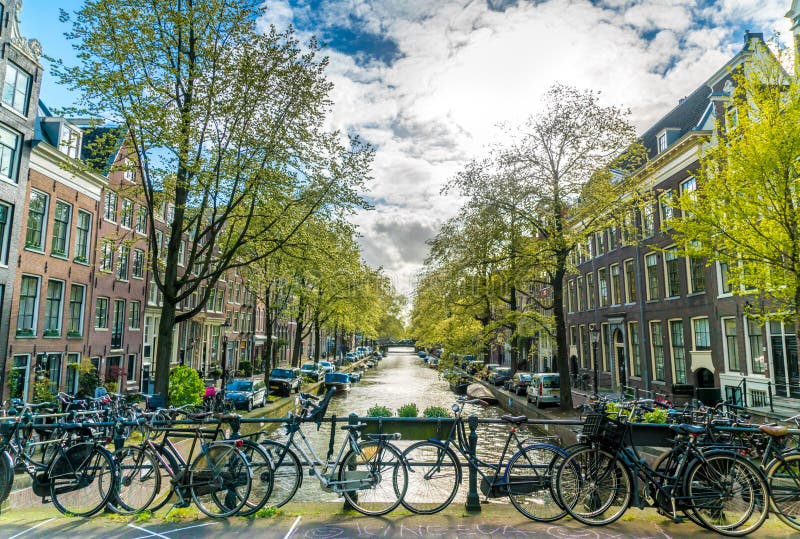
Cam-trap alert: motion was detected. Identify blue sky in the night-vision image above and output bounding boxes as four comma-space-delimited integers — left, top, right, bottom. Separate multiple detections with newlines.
19, 0, 797, 296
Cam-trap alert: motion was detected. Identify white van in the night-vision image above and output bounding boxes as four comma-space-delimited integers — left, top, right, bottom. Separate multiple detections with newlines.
527, 373, 560, 408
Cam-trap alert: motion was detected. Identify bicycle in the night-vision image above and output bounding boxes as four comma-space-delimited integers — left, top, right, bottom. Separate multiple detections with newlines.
257, 388, 408, 516
0, 403, 117, 516
400, 396, 571, 521
554, 408, 770, 536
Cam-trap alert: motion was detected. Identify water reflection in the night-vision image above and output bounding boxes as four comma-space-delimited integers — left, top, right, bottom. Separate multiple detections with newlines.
261, 347, 546, 503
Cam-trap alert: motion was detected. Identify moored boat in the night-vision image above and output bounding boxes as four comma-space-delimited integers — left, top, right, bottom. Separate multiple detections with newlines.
466, 382, 497, 404
324, 372, 351, 391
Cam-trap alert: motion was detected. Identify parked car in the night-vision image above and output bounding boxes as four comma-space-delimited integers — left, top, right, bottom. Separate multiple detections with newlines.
300, 363, 324, 382
319, 360, 336, 374
481, 363, 501, 380
527, 373, 560, 408
465, 360, 484, 375
225, 379, 266, 411
344, 352, 356, 363
417, 351, 427, 358
269, 367, 302, 396
509, 372, 533, 395
488, 367, 512, 386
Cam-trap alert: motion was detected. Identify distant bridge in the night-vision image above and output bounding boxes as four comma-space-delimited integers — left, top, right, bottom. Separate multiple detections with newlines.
378, 338, 416, 347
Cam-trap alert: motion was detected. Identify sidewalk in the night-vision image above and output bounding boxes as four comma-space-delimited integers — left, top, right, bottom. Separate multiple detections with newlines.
1, 502, 795, 539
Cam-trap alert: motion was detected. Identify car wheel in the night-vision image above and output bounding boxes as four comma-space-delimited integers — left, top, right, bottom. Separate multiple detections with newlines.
527, 395, 531, 403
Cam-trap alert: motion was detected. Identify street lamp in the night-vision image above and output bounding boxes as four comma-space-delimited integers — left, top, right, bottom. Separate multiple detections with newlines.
589, 323, 600, 397
220, 319, 231, 393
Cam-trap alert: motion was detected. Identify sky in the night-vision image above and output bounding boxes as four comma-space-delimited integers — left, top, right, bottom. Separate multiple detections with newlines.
20, 0, 796, 300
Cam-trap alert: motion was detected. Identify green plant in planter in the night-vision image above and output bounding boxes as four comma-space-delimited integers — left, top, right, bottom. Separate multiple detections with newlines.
168, 365, 204, 406
397, 403, 419, 417
423, 406, 450, 418
77, 359, 101, 398
366, 404, 392, 417
32, 378, 55, 403
605, 401, 622, 419
643, 407, 668, 424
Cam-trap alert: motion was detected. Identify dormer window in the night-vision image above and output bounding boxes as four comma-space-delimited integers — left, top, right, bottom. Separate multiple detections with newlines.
59, 125, 81, 159
657, 133, 668, 153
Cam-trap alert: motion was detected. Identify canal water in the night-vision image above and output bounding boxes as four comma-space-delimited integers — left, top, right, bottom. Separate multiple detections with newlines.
260, 346, 549, 503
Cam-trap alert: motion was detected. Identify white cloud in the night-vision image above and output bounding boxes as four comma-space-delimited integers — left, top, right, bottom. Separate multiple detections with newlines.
260, 0, 796, 297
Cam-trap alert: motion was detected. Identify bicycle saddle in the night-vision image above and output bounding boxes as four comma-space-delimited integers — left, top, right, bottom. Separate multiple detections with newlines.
759, 424, 789, 437
500, 414, 528, 425
669, 424, 705, 435
365, 433, 401, 441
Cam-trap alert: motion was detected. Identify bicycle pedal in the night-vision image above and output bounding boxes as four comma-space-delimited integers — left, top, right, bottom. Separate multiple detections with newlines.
173, 500, 191, 509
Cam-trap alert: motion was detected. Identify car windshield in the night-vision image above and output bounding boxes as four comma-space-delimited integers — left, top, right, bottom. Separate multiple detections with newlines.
227, 381, 252, 391
271, 369, 294, 378
541, 376, 559, 388
496, 368, 512, 375
518, 374, 532, 381
301, 364, 316, 370
320, 361, 331, 367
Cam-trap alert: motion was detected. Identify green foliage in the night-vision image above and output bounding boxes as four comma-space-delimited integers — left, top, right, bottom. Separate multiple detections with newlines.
423, 406, 450, 418
247, 506, 281, 520
397, 403, 419, 417
168, 365, 205, 406
643, 408, 668, 424
366, 404, 392, 417
238, 361, 253, 377
104, 381, 119, 394
77, 358, 101, 398
32, 378, 54, 404
605, 401, 622, 419
134, 510, 153, 523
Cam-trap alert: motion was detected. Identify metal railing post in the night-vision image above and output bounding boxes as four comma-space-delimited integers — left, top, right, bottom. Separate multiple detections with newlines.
768, 381, 774, 413
465, 413, 481, 512
742, 378, 748, 408
343, 413, 359, 511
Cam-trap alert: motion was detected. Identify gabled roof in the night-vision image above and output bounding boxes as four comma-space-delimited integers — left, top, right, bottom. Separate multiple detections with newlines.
638, 84, 710, 160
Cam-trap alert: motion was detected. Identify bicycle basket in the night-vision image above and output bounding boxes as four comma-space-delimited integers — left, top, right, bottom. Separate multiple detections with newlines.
581, 412, 626, 449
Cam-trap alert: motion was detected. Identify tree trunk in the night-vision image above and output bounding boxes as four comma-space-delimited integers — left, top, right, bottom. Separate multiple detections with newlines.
313, 314, 321, 362
263, 284, 273, 386
509, 283, 518, 372
292, 315, 304, 367
553, 262, 573, 409
154, 300, 178, 400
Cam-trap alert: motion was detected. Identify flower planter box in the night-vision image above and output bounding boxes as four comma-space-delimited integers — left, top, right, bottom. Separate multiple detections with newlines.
361, 418, 456, 440
629, 423, 674, 447
15, 329, 34, 337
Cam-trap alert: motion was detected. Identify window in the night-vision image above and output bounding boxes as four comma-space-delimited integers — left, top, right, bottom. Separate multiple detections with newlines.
719, 260, 732, 294
645, 253, 660, 300
43, 280, 64, 336
576, 276, 583, 311
25, 190, 48, 250
580, 325, 589, 369
586, 273, 595, 309
51, 200, 72, 257
567, 280, 576, 313
17, 275, 40, 335
2, 63, 31, 114
123, 158, 134, 181
65, 353, 80, 395
664, 247, 681, 297
681, 177, 697, 196
693, 317, 710, 350
129, 301, 140, 329
0, 202, 11, 264
233, 311, 240, 332
660, 191, 674, 228
624, 259, 636, 303
0, 126, 19, 182
596, 231, 606, 255
74, 210, 91, 263
610, 264, 622, 305
68, 284, 85, 337
586, 235, 595, 259
651, 321, 665, 381
103, 191, 118, 222
642, 204, 655, 237
95, 297, 109, 329
43, 353, 62, 395
216, 289, 224, 311
657, 132, 667, 152
723, 318, 739, 371
132, 249, 144, 278
747, 318, 765, 375
135, 206, 147, 234
112, 300, 125, 349
99, 240, 114, 272
10, 355, 30, 399
59, 126, 81, 159
121, 199, 133, 228
629, 321, 641, 377
117, 244, 130, 281
598, 268, 609, 307
177, 241, 185, 267
607, 227, 618, 251
148, 275, 159, 306
688, 243, 705, 293
127, 355, 136, 381
670, 320, 687, 384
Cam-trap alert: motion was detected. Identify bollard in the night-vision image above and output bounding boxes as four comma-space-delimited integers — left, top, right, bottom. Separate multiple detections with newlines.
768, 381, 774, 413
465, 413, 481, 512
229, 415, 242, 439
113, 419, 126, 451
343, 413, 359, 511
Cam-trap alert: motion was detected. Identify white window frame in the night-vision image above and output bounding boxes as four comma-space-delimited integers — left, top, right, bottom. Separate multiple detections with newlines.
691, 316, 711, 351
74, 209, 92, 264
43, 279, 65, 336
2, 62, 31, 115
17, 274, 41, 335
68, 283, 86, 337
104, 191, 118, 222
25, 189, 48, 251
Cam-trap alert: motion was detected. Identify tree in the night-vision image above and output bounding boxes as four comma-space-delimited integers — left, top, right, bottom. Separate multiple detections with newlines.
670, 43, 800, 351
447, 84, 644, 408
58, 1, 370, 399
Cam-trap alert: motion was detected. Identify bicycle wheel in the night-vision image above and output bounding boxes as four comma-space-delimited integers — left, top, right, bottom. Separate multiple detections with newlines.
258, 439, 302, 507
766, 452, 800, 531
107, 446, 161, 514
506, 444, 568, 522
686, 452, 769, 536
652, 447, 707, 528
146, 444, 180, 512
555, 445, 631, 526
339, 440, 408, 516
189, 442, 252, 517
0, 450, 13, 505
237, 440, 274, 517
401, 441, 460, 514
50, 443, 116, 517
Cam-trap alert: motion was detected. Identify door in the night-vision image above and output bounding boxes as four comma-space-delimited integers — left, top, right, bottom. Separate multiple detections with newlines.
614, 329, 626, 390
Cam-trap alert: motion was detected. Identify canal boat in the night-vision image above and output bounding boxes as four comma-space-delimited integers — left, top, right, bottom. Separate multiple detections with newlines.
324, 372, 351, 391
448, 373, 472, 395
466, 382, 497, 404
365, 360, 376, 368
349, 370, 362, 383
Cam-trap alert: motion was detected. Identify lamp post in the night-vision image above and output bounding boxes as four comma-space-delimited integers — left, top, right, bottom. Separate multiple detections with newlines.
589, 323, 600, 397
220, 319, 231, 393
